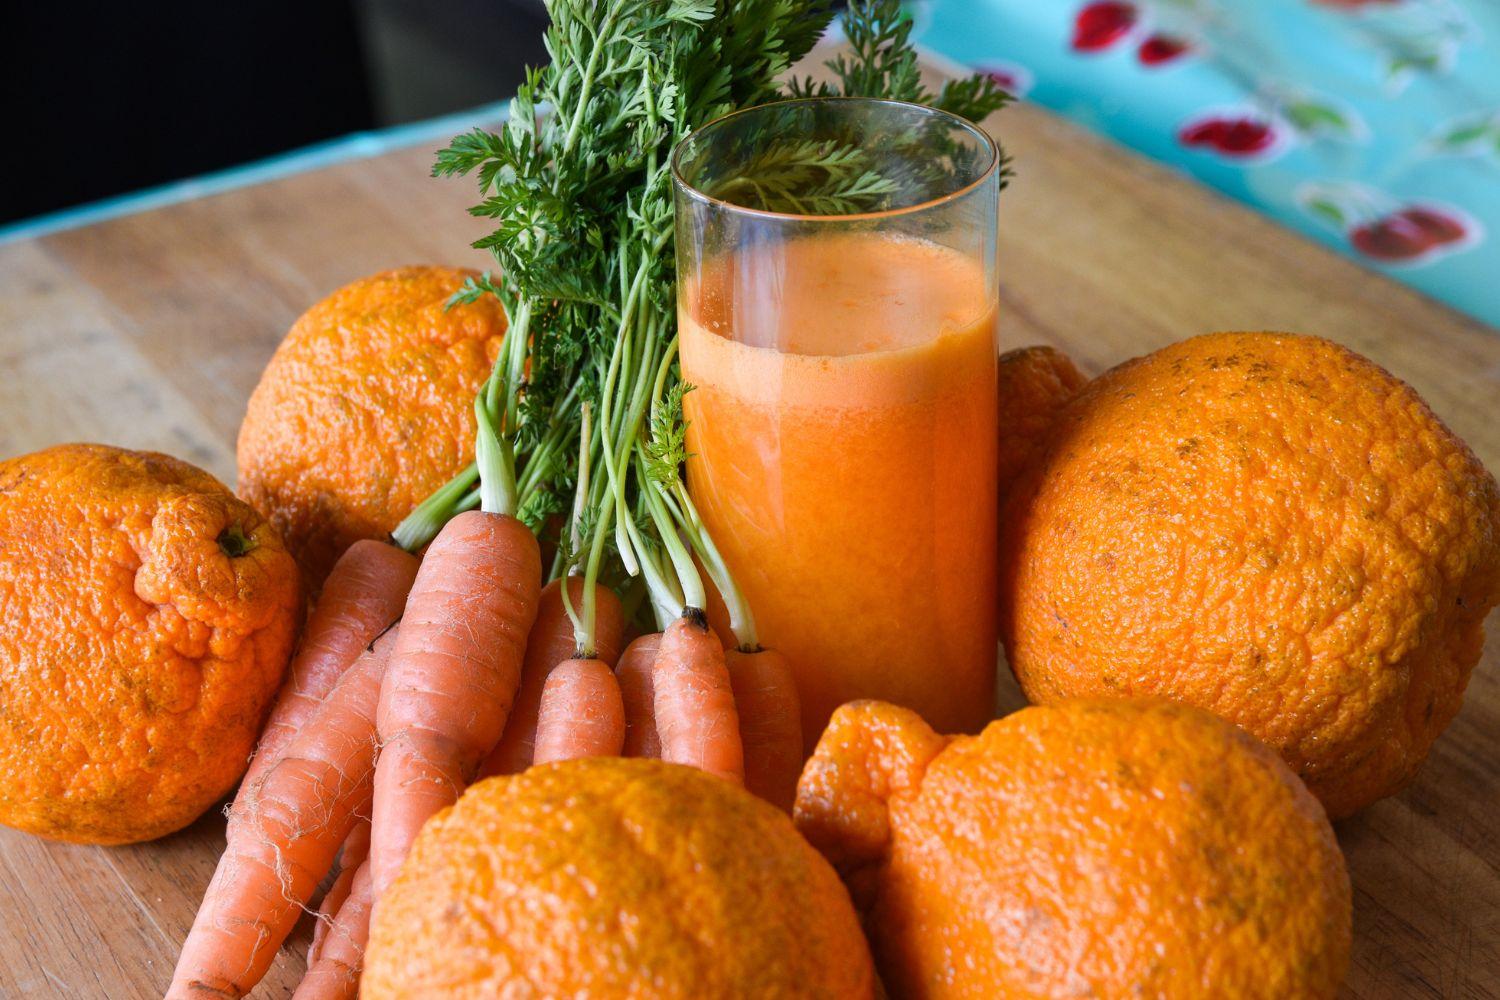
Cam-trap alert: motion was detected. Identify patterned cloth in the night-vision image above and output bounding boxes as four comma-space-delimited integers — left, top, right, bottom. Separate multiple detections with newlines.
913, 0, 1500, 329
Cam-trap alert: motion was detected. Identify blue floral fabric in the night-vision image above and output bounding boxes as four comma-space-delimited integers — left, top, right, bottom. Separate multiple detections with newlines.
911, 0, 1500, 329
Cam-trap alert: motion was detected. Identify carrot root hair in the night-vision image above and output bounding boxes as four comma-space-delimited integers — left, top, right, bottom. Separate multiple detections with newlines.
167, 629, 396, 1000
292, 860, 372, 1000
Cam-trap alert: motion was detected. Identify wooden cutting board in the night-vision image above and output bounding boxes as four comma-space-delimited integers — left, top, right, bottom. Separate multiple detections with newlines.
2, 58, 1498, 998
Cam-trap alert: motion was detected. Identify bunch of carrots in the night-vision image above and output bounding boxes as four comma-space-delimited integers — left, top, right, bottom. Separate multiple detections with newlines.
168, 523, 802, 999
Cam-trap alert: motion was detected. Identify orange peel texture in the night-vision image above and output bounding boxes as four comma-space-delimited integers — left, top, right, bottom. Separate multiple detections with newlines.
796, 699, 1352, 999
364, 757, 874, 999
237, 265, 506, 587
999, 331, 1500, 817
0, 443, 301, 844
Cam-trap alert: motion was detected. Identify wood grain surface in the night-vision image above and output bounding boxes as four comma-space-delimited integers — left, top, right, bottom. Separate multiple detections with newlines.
2, 66, 1498, 999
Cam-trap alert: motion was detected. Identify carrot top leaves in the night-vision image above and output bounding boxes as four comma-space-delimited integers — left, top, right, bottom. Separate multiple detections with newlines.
642, 378, 692, 491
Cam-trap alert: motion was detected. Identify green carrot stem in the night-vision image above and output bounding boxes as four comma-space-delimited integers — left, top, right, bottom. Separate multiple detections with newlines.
569, 402, 593, 556
610, 338, 646, 572
475, 395, 518, 516
638, 459, 704, 613
487, 297, 531, 420
576, 408, 620, 656
556, 0, 621, 161
391, 463, 479, 551
673, 483, 757, 650
565, 402, 596, 654
620, 473, 685, 625
612, 300, 665, 566
595, 282, 639, 576
580, 491, 615, 654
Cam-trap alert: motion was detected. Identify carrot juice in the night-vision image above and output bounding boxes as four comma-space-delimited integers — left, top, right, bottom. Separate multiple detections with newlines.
680, 230, 998, 743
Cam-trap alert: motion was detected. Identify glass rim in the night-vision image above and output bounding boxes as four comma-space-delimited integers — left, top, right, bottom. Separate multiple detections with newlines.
670, 96, 1000, 223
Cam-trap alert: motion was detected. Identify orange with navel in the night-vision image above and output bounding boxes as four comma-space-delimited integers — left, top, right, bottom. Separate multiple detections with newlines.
796, 698, 1352, 999
1000, 331, 1500, 817
363, 757, 874, 999
0, 444, 301, 844
237, 265, 506, 586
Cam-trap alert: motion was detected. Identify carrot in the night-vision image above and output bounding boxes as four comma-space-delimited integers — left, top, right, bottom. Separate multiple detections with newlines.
309, 822, 369, 965
651, 613, 744, 783
370, 510, 541, 898
726, 647, 803, 812
480, 577, 626, 777
240, 540, 418, 795
293, 861, 373, 1000
167, 629, 397, 999
533, 659, 626, 763
302, 603, 618, 995
616, 633, 662, 758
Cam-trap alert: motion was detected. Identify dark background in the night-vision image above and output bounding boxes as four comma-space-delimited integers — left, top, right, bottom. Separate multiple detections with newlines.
1, 1, 550, 224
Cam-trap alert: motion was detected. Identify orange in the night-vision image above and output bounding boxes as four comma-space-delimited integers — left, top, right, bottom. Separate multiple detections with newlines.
237, 265, 506, 586
796, 699, 1352, 999
363, 757, 874, 999
995, 344, 1087, 498
1000, 331, 1500, 817
0, 444, 301, 844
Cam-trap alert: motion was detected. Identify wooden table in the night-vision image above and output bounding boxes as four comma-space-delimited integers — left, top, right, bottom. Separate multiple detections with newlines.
3, 61, 1499, 1000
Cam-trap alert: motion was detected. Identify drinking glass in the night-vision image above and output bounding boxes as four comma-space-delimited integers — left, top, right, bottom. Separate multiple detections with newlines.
672, 97, 1001, 744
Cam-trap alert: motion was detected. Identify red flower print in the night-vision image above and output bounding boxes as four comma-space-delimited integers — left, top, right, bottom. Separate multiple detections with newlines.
1298, 183, 1480, 266
1350, 215, 1434, 261
1396, 206, 1467, 245
1179, 120, 1225, 146
1073, 2, 1138, 52
1179, 116, 1277, 157
1217, 119, 1277, 154
1350, 207, 1470, 261
1138, 34, 1191, 66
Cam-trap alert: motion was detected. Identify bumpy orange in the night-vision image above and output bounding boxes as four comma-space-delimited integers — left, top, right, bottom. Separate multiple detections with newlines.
996, 344, 1087, 498
999, 331, 1500, 818
796, 699, 1352, 999
237, 265, 506, 586
364, 757, 874, 999
0, 444, 301, 844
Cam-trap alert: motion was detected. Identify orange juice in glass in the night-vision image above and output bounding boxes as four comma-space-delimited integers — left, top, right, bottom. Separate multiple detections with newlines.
672, 99, 1000, 744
